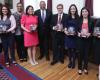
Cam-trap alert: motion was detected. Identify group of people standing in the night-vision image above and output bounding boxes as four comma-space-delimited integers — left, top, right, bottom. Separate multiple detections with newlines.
0, 1, 100, 79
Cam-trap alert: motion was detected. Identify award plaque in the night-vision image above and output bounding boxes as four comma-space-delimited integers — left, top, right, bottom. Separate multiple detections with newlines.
30, 24, 36, 32
93, 27, 100, 36
0, 25, 10, 33
67, 26, 75, 35
56, 23, 63, 31
81, 29, 88, 37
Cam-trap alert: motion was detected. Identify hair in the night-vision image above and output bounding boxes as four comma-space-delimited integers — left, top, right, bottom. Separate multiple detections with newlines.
68, 4, 79, 19
0, 5, 11, 19
25, 5, 34, 16
57, 4, 63, 9
80, 7, 90, 19
40, 1, 46, 4
0, 3, 2, 15
17, 2, 23, 7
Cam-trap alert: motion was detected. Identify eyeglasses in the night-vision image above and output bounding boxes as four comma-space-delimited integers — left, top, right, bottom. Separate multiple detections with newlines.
57, 8, 63, 9
2, 9, 7, 10
17, 6, 22, 7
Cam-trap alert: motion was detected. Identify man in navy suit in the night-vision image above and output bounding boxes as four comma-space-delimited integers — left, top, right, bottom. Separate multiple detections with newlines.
35, 1, 52, 61
51, 4, 68, 65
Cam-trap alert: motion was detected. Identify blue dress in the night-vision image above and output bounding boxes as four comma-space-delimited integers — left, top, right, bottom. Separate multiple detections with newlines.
65, 17, 79, 49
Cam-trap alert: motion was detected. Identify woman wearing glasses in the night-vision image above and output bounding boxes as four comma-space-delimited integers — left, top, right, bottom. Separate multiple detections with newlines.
0, 5, 17, 67
64, 4, 79, 69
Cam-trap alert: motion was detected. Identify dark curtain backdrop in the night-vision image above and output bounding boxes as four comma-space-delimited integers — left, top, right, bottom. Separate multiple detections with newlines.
85, 0, 93, 16
47, 0, 52, 11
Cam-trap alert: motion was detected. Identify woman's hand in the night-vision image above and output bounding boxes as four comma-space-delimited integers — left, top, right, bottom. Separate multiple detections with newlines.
78, 32, 81, 37
64, 30, 69, 35
86, 33, 91, 38
97, 36, 100, 38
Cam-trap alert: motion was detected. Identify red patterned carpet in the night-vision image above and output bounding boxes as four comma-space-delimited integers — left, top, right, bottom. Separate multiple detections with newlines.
0, 54, 42, 80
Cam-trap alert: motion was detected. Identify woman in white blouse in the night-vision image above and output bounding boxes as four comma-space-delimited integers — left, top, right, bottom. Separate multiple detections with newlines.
0, 5, 16, 67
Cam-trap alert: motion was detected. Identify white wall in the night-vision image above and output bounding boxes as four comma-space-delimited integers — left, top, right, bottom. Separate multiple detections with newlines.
0, 0, 4, 4
52, 0, 85, 14
24, 0, 47, 11
93, 0, 100, 18
11, 0, 20, 13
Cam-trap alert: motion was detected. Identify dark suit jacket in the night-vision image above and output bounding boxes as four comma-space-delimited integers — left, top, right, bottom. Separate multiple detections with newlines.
78, 18, 94, 34
51, 13, 68, 36
35, 9, 52, 37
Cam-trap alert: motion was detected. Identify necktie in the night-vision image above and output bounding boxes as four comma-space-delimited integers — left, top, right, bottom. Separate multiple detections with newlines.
42, 10, 45, 22
58, 14, 61, 24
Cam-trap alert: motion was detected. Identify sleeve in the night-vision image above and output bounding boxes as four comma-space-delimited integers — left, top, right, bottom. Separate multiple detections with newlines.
21, 15, 26, 25
35, 16, 38, 24
96, 19, 100, 27
10, 15, 16, 28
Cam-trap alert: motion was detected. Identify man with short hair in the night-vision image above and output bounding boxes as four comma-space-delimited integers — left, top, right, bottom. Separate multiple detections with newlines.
13, 2, 27, 62
35, 1, 52, 61
51, 4, 68, 65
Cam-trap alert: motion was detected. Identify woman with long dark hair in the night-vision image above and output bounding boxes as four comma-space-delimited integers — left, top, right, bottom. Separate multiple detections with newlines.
77, 7, 94, 75
21, 5, 39, 65
64, 4, 79, 69
0, 5, 17, 67
0, 3, 3, 69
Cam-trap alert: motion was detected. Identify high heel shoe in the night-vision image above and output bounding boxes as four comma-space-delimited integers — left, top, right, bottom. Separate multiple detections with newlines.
84, 69, 88, 75
12, 61, 17, 66
34, 61, 38, 65
5, 62, 10, 67
78, 70, 82, 75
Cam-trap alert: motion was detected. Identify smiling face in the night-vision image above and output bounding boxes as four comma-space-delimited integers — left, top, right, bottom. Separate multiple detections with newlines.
70, 6, 76, 15
2, 6, 8, 15
57, 5, 63, 14
40, 1, 46, 10
17, 3, 23, 13
82, 9, 89, 18
27, 6, 34, 15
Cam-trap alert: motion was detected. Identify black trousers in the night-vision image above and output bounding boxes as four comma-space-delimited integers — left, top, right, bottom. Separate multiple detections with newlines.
68, 48, 76, 65
15, 35, 27, 59
78, 38, 90, 70
52, 32, 64, 62
1, 33, 16, 63
0, 43, 2, 53
38, 33, 49, 58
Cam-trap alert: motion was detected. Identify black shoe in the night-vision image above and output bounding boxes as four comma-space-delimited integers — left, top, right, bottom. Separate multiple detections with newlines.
20, 59, 23, 62
46, 56, 50, 61
68, 62, 72, 68
12, 61, 17, 66
38, 55, 44, 60
72, 62, 75, 69
0, 66, 3, 69
51, 61, 58, 65
5, 62, 10, 67
23, 58, 27, 62
60, 60, 64, 64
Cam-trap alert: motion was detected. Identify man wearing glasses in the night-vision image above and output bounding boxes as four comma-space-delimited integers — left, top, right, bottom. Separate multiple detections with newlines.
13, 2, 27, 62
51, 4, 67, 65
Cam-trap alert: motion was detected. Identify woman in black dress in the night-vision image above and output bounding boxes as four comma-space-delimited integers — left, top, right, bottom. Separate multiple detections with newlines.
93, 19, 100, 80
64, 4, 79, 69
77, 7, 94, 75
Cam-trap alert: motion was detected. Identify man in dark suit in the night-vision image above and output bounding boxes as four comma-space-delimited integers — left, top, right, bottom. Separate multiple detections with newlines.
35, 1, 52, 61
51, 4, 67, 65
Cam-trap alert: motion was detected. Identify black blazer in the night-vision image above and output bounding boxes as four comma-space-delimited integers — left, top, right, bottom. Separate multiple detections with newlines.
95, 19, 100, 27
35, 9, 52, 36
78, 18, 94, 34
51, 13, 68, 29
51, 13, 68, 38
